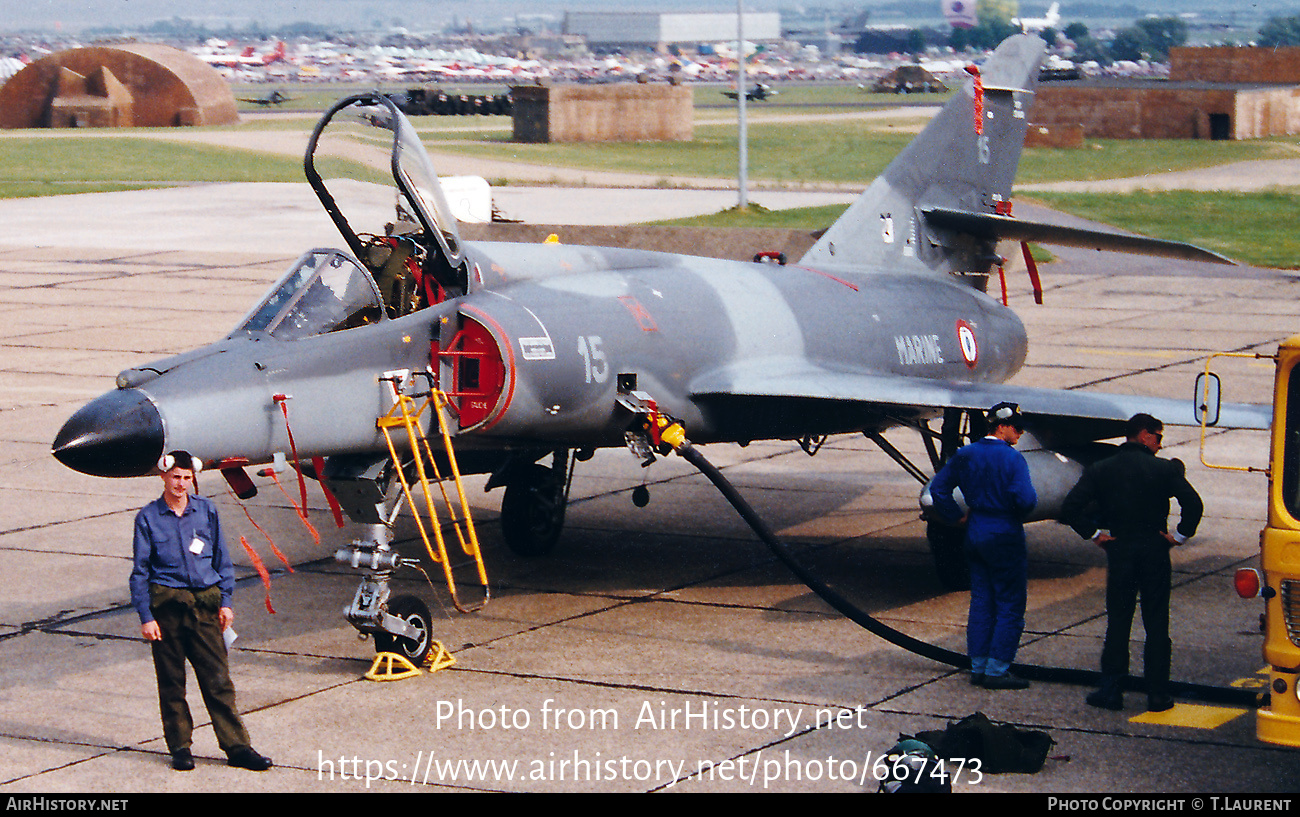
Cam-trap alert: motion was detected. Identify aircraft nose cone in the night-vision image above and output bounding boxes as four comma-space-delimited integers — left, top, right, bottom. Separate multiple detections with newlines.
52, 389, 164, 477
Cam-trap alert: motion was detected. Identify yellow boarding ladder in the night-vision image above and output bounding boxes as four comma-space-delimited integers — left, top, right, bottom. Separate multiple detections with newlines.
376, 385, 488, 613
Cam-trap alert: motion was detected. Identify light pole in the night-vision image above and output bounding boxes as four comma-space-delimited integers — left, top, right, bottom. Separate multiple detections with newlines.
736, 0, 748, 208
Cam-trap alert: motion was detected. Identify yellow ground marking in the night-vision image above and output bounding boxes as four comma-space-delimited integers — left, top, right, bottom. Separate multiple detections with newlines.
1129, 704, 1246, 729
1068, 348, 1183, 359
1061, 348, 1272, 367
1230, 668, 1271, 691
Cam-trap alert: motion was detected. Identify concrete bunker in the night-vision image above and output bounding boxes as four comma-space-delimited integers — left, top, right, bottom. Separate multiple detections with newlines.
0, 43, 238, 129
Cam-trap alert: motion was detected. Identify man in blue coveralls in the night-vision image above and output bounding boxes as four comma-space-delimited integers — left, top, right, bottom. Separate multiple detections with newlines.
928, 403, 1038, 689
131, 450, 272, 772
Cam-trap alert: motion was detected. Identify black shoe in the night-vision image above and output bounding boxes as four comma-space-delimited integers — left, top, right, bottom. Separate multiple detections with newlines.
171, 749, 195, 771
970, 672, 985, 686
1086, 689, 1124, 711
981, 673, 1030, 690
227, 746, 273, 771
1147, 694, 1175, 713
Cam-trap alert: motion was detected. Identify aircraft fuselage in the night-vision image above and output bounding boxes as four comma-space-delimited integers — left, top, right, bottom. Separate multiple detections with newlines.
53, 240, 1027, 479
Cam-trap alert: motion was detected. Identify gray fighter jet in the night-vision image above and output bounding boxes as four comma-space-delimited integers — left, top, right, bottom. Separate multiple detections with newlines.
723, 83, 776, 102
239, 90, 295, 107
52, 35, 1265, 660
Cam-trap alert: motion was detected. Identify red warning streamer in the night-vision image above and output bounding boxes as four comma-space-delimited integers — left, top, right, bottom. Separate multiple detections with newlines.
270, 393, 324, 545
269, 469, 321, 546
226, 484, 295, 574
312, 456, 346, 529
966, 65, 983, 135
265, 533, 295, 573
272, 394, 309, 512
994, 201, 1046, 306
1021, 241, 1044, 305
240, 536, 276, 614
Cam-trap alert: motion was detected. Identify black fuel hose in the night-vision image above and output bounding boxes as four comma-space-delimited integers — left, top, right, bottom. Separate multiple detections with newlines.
674, 439, 1262, 707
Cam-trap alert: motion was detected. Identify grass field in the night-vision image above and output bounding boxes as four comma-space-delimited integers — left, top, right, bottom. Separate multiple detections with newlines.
0, 137, 309, 198
0, 133, 395, 198
421, 124, 1292, 187
1018, 138, 1293, 183
1024, 189, 1300, 269
420, 122, 915, 184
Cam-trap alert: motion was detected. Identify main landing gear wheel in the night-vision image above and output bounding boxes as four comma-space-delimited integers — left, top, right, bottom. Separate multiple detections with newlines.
926, 520, 970, 591
501, 463, 567, 557
373, 594, 433, 666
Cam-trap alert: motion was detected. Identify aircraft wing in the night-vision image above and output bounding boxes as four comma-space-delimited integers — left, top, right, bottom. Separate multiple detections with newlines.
923, 207, 1236, 266
690, 360, 1270, 441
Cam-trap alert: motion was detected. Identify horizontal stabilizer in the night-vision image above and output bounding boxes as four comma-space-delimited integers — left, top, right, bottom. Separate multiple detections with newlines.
980, 82, 1032, 93
922, 207, 1236, 266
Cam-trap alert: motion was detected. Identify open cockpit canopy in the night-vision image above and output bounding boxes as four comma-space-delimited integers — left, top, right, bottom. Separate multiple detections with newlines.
306, 93, 464, 270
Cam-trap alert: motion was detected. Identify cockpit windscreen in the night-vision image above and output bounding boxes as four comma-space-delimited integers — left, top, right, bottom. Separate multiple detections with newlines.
234, 250, 384, 340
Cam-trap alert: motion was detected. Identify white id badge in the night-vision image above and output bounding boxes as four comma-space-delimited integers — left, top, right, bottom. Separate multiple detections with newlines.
189, 537, 204, 555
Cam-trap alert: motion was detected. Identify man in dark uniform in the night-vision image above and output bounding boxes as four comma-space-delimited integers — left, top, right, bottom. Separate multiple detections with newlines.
130, 450, 272, 772
929, 402, 1038, 690
1061, 413, 1203, 713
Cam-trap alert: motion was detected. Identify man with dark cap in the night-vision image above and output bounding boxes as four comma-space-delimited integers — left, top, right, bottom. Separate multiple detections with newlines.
130, 450, 272, 772
929, 402, 1038, 689
1061, 413, 1203, 713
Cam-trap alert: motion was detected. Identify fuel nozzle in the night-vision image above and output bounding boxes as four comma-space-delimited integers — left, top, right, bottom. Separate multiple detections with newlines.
616, 389, 688, 464
654, 414, 687, 452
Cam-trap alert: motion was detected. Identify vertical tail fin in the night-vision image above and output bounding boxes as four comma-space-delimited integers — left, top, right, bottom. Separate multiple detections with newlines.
799, 35, 1046, 274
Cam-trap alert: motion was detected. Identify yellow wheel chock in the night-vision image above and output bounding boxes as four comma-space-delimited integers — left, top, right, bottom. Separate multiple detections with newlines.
366, 651, 423, 681
424, 640, 456, 673
364, 641, 457, 681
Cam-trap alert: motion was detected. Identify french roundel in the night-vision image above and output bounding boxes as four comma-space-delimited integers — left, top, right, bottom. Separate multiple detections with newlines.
956, 320, 978, 369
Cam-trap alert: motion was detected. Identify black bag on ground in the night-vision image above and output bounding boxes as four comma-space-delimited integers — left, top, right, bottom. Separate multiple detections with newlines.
914, 711, 1054, 774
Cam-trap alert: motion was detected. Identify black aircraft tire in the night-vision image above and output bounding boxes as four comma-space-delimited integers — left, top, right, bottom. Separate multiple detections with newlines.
926, 520, 971, 591
373, 594, 433, 666
501, 463, 566, 557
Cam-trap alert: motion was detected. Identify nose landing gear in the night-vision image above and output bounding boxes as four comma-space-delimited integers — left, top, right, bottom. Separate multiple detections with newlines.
334, 525, 434, 665
373, 594, 433, 665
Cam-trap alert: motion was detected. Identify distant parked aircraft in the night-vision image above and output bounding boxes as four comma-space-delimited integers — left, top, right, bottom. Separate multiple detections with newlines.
239, 90, 295, 107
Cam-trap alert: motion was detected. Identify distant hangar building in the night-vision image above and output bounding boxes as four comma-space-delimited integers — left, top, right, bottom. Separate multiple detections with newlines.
1033, 46, 1300, 141
564, 11, 782, 51
0, 42, 238, 129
